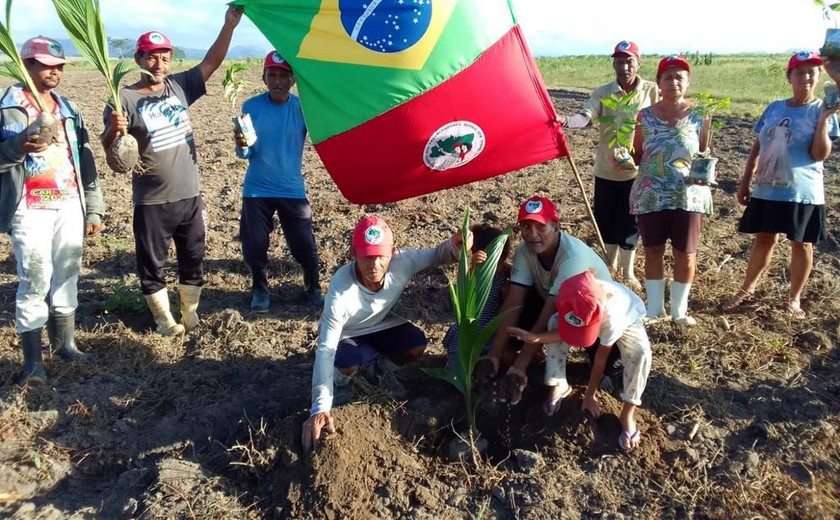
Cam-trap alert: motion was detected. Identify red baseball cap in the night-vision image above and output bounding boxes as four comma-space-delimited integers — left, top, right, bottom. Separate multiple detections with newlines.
612, 40, 640, 59
264, 51, 292, 71
555, 271, 605, 348
352, 216, 394, 258
517, 196, 560, 225
136, 31, 173, 54
787, 50, 824, 72
21, 36, 70, 66
657, 55, 691, 76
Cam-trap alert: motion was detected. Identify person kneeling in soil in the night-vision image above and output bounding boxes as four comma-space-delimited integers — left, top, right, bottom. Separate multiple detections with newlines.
477, 196, 619, 405
1, 37, 105, 385
302, 216, 468, 451
510, 270, 652, 451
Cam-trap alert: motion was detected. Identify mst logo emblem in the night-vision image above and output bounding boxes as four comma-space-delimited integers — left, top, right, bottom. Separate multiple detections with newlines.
423, 121, 485, 171
364, 226, 384, 245
564, 312, 585, 328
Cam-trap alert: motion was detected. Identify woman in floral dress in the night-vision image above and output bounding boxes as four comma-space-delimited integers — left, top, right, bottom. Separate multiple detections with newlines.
630, 55, 711, 326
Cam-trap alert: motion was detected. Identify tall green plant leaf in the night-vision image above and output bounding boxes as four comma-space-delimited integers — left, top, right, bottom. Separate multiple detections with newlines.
422, 208, 511, 437
51, 0, 148, 118
0, 0, 46, 111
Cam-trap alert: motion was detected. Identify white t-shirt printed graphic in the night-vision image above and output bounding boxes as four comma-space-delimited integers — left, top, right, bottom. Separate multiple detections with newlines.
139, 95, 194, 153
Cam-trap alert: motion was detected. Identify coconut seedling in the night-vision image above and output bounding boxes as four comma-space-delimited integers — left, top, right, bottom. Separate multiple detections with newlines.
595, 91, 640, 171
223, 62, 249, 108
50, 0, 147, 173
422, 210, 510, 454
0, 0, 61, 145
688, 92, 730, 185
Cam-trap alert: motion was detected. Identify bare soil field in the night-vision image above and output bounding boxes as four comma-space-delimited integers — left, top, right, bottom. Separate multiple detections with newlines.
0, 69, 838, 519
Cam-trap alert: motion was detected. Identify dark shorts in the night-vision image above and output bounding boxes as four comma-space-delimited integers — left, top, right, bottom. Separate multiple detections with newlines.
637, 209, 704, 253
738, 198, 826, 243
334, 322, 427, 368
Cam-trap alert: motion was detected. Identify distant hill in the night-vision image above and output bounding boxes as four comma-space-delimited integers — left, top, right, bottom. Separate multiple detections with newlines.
42, 39, 267, 60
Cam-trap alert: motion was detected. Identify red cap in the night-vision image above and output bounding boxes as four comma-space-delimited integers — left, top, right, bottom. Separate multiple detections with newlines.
21, 36, 70, 66
555, 271, 605, 348
352, 216, 394, 258
787, 50, 824, 73
611, 40, 640, 59
264, 51, 292, 71
136, 31, 173, 54
517, 196, 560, 225
657, 54, 691, 76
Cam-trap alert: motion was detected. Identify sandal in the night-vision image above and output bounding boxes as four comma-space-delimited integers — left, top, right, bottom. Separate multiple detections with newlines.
721, 289, 754, 312
618, 429, 641, 451
787, 300, 806, 319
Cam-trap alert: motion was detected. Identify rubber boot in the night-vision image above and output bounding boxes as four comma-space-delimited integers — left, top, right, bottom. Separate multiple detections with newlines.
670, 281, 696, 326
19, 328, 47, 386
618, 248, 641, 290
143, 289, 185, 336
178, 284, 202, 331
644, 279, 666, 319
605, 243, 619, 272
304, 268, 324, 307
48, 311, 94, 362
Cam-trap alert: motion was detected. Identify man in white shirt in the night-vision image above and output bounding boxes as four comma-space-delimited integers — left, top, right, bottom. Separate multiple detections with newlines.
302, 215, 467, 451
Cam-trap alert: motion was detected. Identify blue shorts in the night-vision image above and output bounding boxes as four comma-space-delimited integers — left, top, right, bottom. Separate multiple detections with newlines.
334, 322, 427, 368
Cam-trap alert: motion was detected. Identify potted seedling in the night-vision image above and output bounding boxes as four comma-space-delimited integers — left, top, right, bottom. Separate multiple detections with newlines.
422, 209, 510, 462
595, 92, 640, 171
0, 1, 61, 145
223, 63, 257, 147
817, 1, 840, 56
51, 0, 148, 173
689, 93, 730, 186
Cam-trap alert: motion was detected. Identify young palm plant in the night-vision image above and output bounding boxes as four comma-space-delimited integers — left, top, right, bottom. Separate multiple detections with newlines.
422, 210, 510, 445
223, 62, 249, 109
0, 0, 61, 144
51, 0, 146, 173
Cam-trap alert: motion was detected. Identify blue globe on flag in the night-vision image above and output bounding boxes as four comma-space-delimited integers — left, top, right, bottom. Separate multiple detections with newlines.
339, 0, 432, 53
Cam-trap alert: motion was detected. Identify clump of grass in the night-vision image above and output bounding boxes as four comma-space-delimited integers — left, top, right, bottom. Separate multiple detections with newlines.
102, 278, 146, 315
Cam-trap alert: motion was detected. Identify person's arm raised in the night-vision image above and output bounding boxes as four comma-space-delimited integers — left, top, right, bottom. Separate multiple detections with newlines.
198, 6, 244, 82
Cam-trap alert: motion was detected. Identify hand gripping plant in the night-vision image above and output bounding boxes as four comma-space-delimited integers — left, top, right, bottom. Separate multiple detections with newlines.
595, 91, 640, 171
689, 92, 730, 185
223, 63, 257, 146
51, 0, 147, 173
422, 210, 510, 446
0, 0, 61, 145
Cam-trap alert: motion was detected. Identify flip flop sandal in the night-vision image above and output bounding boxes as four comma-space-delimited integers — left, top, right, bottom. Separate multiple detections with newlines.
721, 289, 754, 312
617, 429, 641, 451
543, 384, 572, 415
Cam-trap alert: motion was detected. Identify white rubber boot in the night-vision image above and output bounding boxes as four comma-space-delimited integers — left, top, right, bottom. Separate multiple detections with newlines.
670, 281, 696, 326
618, 248, 641, 289
605, 243, 619, 272
178, 284, 202, 331
644, 279, 666, 319
144, 289, 185, 336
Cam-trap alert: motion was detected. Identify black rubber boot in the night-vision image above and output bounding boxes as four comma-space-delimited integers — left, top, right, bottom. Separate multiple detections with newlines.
303, 268, 324, 307
49, 312, 94, 362
19, 328, 47, 386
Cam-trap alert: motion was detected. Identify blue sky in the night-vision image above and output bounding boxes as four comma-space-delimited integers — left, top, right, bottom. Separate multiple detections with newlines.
14, 0, 835, 56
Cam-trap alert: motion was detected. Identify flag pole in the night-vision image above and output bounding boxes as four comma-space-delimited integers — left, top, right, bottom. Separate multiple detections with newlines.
564, 155, 607, 258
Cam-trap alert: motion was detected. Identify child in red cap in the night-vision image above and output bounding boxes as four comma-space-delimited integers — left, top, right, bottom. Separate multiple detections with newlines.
509, 269, 652, 451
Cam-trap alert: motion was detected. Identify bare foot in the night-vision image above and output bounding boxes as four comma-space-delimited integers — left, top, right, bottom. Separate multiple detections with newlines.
787, 300, 806, 319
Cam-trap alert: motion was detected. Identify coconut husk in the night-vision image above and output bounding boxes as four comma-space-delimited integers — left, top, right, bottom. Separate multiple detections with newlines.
106, 133, 139, 173
27, 112, 61, 146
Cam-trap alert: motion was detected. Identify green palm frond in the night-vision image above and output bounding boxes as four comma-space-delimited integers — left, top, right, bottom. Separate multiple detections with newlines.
51, 0, 147, 117
0, 0, 46, 111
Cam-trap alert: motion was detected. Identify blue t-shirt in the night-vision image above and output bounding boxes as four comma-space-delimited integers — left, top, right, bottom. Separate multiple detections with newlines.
236, 93, 307, 199
752, 99, 839, 205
